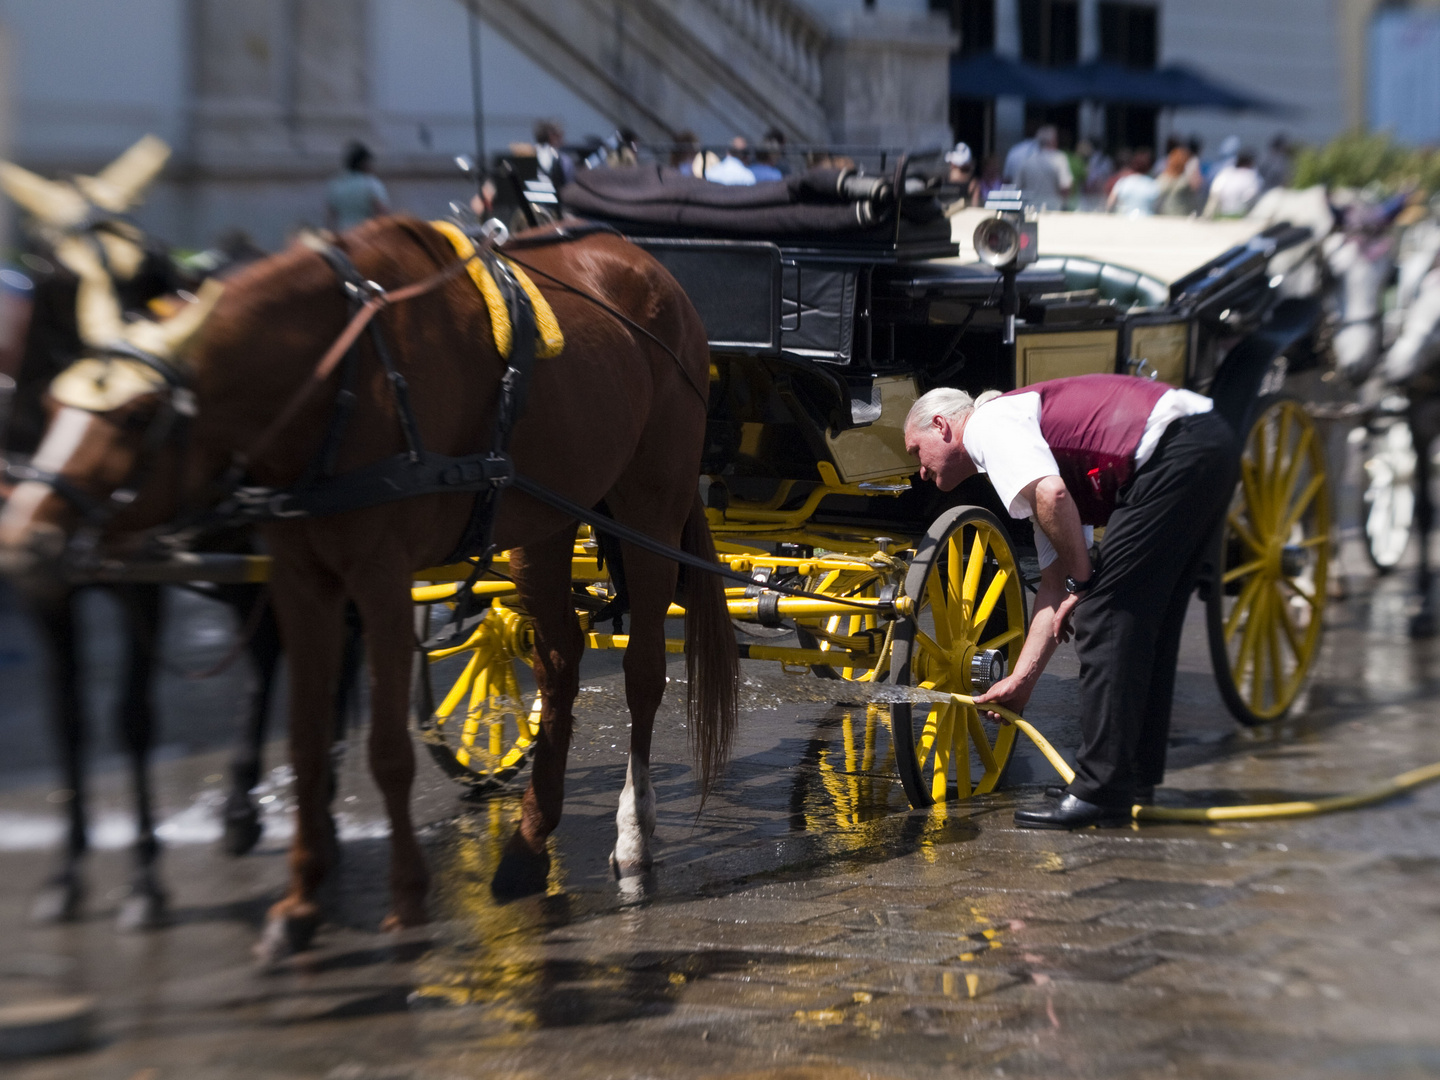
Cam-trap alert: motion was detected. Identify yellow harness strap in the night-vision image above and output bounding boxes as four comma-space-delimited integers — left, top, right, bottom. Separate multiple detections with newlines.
428, 220, 564, 359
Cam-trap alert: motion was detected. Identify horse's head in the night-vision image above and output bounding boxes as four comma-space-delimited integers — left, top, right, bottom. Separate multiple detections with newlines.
0, 232, 221, 577
1324, 193, 1411, 384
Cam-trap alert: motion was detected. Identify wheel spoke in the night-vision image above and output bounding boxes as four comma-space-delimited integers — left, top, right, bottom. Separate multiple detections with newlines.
916, 704, 941, 762
977, 626, 1022, 652
1274, 590, 1302, 657
960, 530, 986, 619
1228, 511, 1265, 556
1222, 558, 1266, 586
1287, 578, 1318, 608
1280, 474, 1325, 537
1266, 593, 1285, 710
1273, 421, 1312, 517
437, 648, 484, 718
914, 629, 949, 668
930, 703, 955, 802
968, 707, 998, 774
1224, 571, 1265, 643
972, 568, 1011, 634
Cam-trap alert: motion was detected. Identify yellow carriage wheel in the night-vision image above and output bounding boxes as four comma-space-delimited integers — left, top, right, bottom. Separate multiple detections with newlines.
793, 567, 895, 682
412, 598, 542, 796
1206, 397, 1330, 726
888, 507, 1028, 808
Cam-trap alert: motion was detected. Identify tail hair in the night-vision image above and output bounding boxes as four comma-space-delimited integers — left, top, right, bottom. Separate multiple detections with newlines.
681, 493, 738, 797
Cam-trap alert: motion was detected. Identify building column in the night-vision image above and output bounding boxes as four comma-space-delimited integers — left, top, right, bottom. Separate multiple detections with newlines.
993, 0, 1024, 153
1078, 0, 1103, 143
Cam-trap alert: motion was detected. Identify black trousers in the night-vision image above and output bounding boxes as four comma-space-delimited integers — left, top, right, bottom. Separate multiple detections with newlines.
1067, 411, 1239, 804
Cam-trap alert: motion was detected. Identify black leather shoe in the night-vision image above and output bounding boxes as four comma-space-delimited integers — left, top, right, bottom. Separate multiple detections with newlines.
1045, 784, 1153, 804
1016, 794, 1132, 830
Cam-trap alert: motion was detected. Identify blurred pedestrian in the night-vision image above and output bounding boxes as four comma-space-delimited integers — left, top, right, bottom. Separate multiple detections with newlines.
1016, 126, 1072, 211
751, 134, 785, 183
1003, 128, 1039, 184
670, 130, 700, 175
1107, 149, 1159, 216
1204, 150, 1262, 218
762, 127, 792, 176
1083, 141, 1115, 209
325, 142, 390, 232
943, 142, 980, 210
700, 138, 756, 185
1259, 133, 1294, 191
1154, 146, 1198, 216
978, 153, 1005, 202
534, 120, 575, 188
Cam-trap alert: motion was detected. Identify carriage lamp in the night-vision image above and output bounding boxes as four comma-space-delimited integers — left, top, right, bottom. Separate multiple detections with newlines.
970, 649, 1008, 692
975, 190, 1038, 345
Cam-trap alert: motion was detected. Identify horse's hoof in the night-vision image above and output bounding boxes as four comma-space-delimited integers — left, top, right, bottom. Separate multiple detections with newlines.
1411, 610, 1437, 638
490, 847, 550, 901
116, 888, 167, 933
253, 912, 320, 965
30, 878, 82, 924
608, 849, 653, 880
222, 810, 263, 857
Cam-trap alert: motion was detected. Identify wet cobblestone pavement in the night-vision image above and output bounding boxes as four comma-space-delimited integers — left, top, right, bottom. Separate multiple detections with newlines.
2, 563, 1440, 1078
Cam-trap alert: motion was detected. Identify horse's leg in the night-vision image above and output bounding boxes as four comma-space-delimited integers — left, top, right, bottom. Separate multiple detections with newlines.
256, 553, 347, 962
30, 589, 87, 923
328, 602, 365, 807
608, 544, 677, 878
1412, 406, 1436, 638
221, 584, 281, 856
114, 584, 167, 931
349, 576, 429, 931
492, 526, 583, 899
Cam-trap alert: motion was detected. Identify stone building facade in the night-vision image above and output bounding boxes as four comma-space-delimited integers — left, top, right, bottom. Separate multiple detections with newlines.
0, 0, 954, 249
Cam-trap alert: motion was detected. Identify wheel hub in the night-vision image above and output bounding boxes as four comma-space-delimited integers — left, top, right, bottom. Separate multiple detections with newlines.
969, 649, 1007, 692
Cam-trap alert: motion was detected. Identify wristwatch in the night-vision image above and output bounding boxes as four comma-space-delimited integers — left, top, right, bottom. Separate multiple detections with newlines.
1064, 574, 1093, 595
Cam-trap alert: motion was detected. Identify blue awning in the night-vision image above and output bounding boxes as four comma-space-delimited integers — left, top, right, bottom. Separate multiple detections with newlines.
950, 53, 1088, 105
951, 54, 1288, 113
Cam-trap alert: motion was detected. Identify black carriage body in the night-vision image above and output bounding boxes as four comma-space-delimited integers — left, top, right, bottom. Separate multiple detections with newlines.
568, 161, 1321, 540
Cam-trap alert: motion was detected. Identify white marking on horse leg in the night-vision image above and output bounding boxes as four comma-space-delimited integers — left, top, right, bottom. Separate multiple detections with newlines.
0, 407, 93, 541
611, 755, 656, 877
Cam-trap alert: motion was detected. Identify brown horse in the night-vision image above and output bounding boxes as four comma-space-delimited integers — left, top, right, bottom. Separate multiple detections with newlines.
0, 215, 737, 959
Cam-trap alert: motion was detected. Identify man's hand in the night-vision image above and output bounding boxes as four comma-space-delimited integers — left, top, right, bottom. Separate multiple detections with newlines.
974, 670, 1035, 722
1052, 590, 1082, 645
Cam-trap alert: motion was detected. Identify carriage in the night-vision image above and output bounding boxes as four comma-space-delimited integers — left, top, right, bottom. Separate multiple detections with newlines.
401, 151, 1334, 811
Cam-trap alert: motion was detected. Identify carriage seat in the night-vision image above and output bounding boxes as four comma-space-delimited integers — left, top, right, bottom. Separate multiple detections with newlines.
1031, 256, 1169, 310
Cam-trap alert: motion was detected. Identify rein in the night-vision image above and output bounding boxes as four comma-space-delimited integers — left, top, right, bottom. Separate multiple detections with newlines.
237, 252, 476, 470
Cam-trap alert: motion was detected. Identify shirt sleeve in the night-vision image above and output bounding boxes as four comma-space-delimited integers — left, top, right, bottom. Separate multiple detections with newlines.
962, 393, 1061, 519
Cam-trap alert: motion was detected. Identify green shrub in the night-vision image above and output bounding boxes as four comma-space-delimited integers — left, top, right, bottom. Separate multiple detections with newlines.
1292, 131, 1440, 193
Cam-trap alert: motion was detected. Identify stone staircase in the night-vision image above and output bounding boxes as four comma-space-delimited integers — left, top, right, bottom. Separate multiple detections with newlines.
474, 0, 833, 143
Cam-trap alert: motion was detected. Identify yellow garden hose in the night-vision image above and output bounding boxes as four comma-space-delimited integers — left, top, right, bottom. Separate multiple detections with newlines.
946, 694, 1440, 823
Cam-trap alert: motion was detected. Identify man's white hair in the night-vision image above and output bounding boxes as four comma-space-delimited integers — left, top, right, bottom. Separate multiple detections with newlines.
905, 387, 1003, 434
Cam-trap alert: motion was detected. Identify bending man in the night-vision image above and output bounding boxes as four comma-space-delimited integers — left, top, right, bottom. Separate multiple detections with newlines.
904, 373, 1236, 828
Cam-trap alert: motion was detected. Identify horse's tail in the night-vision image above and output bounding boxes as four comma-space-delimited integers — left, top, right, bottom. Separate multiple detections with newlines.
681, 493, 738, 797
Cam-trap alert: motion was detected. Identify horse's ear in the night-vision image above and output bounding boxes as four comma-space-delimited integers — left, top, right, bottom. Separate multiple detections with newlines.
0, 160, 88, 228
55, 236, 126, 347
74, 135, 170, 213
124, 277, 225, 360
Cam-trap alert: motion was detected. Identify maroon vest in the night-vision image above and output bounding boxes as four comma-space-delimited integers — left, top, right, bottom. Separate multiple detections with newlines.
1001, 374, 1169, 525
